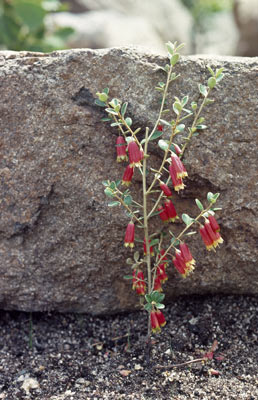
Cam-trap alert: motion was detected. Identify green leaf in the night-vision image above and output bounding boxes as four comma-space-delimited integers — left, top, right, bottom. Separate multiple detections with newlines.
156, 303, 165, 309
199, 84, 208, 97
175, 124, 185, 133
191, 101, 197, 110
173, 101, 182, 115
216, 73, 224, 83
158, 139, 169, 151
109, 181, 116, 190
207, 65, 215, 76
149, 130, 164, 141
207, 192, 214, 203
185, 231, 197, 236
159, 119, 171, 127
166, 41, 175, 55
150, 238, 159, 247
152, 291, 165, 303
108, 201, 120, 207
181, 96, 189, 107
99, 93, 108, 102
134, 251, 140, 262
123, 275, 133, 280
208, 77, 217, 89
170, 238, 180, 246
144, 303, 153, 312
105, 108, 118, 115
125, 117, 132, 127
102, 180, 109, 187
212, 193, 220, 203
182, 213, 195, 226
115, 180, 121, 187
104, 188, 114, 197
103, 87, 109, 95
204, 98, 214, 106
196, 124, 207, 130
197, 117, 205, 124
124, 195, 132, 205
145, 294, 152, 303
215, 67, 224, 78
170, 53, 180, 66
101, 117, 111, 122
111, 122, 122, 127
126, 258, 133, 265
170, 73, 180, 81
95, 99, 106, 107
121, 102, 128, 117
14, 0, 46, 31
195, 198, 204, 211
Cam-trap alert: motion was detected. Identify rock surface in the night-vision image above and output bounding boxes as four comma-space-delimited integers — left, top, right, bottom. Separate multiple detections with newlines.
0, 47, 257, 314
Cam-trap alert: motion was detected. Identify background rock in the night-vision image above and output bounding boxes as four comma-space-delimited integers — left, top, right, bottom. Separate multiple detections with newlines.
49, 0, 193, 54
234, 0, 258, 56
0, 47, 257, 314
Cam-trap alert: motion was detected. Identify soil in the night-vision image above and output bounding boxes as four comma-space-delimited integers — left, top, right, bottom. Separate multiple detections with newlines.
0, 295, 257, 400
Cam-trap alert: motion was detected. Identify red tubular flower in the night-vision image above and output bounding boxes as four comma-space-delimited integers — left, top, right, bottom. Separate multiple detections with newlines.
164, 199, 178, 222
173, 249, 194, 277
158, 206, 169, 222
199, 221, 223, 251
135, 270, 146, 295
173, 144, 182, 156
132, 269, 137, 290
204, 220, 223, 249
124, 222, 135, 248
171, 153, 188, 179
156, 310, 166, 328
160, 182, 173, 198
151, 310, 166, 333
151, 311, 161, 333
154, 275, 163, 292
143, 238, 154, 256
173, 256, 185, 275
169, 165, 185, 192
157, 263, 168, 283
128, 141, 143, 167
179, 243, 196, 268
122, 165, 134, 186
116, 136, 128, 162
158, 249, 168, 268
208, 215, 220, 232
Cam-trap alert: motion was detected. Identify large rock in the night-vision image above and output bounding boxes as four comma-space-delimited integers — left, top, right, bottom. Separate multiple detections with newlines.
0, 48, 257, 314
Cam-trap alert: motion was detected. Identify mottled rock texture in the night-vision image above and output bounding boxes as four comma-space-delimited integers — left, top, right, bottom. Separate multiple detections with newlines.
0, 48, 257, 314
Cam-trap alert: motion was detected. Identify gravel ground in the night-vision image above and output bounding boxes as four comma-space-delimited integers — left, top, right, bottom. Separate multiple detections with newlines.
0, 295, 257, 400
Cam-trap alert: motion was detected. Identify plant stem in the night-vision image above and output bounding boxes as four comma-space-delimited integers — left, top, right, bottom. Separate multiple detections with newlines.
181, 88, 211, 154
142, 127, 152, 339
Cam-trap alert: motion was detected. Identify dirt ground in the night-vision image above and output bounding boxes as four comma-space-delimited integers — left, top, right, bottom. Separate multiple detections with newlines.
0, 294, 257, 400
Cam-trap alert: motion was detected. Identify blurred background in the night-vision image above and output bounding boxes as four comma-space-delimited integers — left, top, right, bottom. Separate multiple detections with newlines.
0, 0, 257, 56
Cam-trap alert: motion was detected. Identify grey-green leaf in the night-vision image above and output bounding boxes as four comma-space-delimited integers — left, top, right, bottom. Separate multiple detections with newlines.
121, 102, 128, 117
108, 201, 120, 207
195, 198, 204, 211
182, 213, 195, 226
